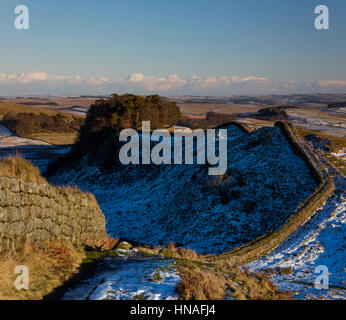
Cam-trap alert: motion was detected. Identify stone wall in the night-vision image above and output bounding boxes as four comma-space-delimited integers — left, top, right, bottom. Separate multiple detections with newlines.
0, 176, 107, 255
206, 121, 335, 265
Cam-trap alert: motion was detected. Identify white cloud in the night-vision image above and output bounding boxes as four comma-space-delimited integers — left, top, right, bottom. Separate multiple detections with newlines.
318, 80, 346, 87
125, 73, 187, 91
0, 72, 68, 84
129, 73, 145, 82
239, 75, 267, 82
0, 71, 346, 95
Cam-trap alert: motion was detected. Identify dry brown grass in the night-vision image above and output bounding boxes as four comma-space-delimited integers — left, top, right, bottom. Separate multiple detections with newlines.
99, 236, 119, 251
43, 242, 75, 273
159, 243, 201, 261
153, 243, 290, 300
176, 261, 292, 301
0, 242, 84, 300
140, 243, 292, 300
298, 128, 346, 175
177, 264, 226, 300
227, 268, 292, 300
171, 242, 292, 301
26, 133, 77, 145
0, 156, 46, 183
298, 128, 346, 153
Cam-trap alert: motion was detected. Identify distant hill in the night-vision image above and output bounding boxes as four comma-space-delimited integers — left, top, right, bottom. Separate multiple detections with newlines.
18, 101, 59, 106
178, 111, 236, 129
328, 102, 346, 109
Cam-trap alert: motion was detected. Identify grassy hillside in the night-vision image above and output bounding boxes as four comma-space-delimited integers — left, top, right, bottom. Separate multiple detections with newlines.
0, 101, 73, 119
26, 133, 77, 145
0, 101, 82, 145
298, 128, 346, 175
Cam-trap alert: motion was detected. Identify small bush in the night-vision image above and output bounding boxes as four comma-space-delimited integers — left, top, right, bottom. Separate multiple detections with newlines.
43, 242, 75, 275
132, 294, 146, 300
178, 248, 199, 260
176, 264, 291, 301
255, 107, 288, 120
149, 272, 163, 282
176, 266, 226, 300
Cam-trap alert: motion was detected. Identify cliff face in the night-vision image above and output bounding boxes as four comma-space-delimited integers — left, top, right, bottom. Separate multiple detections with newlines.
0, 176, 107, 256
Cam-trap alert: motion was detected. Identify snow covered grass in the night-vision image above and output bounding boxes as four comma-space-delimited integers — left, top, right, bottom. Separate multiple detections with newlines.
247, 175, 346, 300
50, 125, 317, 255
0, 123, 71, 174
62, 256, 180, 300
297, 128, 346, 175
61, 244, 291, 301
0, 124, 50, 148
331, 149, 346, 162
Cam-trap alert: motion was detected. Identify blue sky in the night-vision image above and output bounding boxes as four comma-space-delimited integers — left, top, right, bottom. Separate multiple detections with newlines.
0, 0, 346, 95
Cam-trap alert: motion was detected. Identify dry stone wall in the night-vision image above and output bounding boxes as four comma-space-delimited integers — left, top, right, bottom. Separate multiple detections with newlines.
206, 121, 335, 265
0, 176, 107, 255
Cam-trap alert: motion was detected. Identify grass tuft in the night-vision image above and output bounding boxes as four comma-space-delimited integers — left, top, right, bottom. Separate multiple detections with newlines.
0, 156, 46, 183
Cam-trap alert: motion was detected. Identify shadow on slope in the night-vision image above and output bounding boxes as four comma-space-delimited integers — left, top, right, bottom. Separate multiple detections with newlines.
49, 124, 316, 254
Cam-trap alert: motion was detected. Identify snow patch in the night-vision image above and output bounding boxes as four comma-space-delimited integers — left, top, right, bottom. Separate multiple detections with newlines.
63, 256, 180, 300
